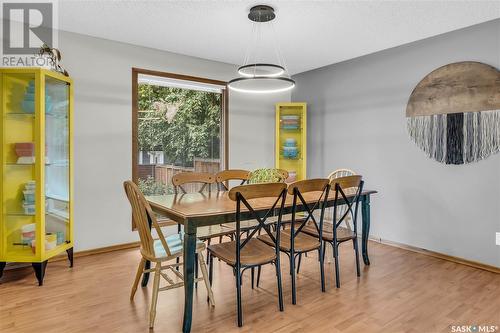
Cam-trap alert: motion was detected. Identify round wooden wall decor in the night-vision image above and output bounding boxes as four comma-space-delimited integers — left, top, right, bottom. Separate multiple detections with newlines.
406, 61, 500, 164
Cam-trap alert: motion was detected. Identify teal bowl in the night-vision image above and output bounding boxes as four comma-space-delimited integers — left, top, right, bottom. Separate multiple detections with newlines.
22, 100, 35, 113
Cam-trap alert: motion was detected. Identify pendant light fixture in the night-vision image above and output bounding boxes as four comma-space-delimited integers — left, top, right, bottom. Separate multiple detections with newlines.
228, 5, 295, 93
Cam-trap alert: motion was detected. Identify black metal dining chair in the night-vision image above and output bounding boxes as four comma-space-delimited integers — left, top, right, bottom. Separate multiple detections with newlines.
302, 175, 364, 288
258, 178, 331, 304
207, 182, 287, 327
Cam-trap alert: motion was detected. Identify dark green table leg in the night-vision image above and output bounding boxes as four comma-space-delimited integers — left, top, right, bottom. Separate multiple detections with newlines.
361, 194, 371, 265
182, 222, 197, 333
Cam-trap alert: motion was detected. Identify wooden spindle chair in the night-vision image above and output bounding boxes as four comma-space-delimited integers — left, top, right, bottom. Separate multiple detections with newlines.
303, 175, 364, 288
304, 168, 356, 267
207, 183, 287, 327
171, 172, 233, 241
123, 180, 215, 328
327, 169, 356, 232
172, 172, 236, 282
215, 169, 250, 191
257, 178, 331, 304
172, 171, 215, 194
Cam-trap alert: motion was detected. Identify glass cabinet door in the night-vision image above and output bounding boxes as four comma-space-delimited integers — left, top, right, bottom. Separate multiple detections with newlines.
1, 72, 38, 259
277, 104, 306, 182
44, 76, 70, 252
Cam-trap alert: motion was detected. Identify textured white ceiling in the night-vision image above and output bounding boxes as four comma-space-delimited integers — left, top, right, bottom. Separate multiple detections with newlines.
59, 0, 500, 75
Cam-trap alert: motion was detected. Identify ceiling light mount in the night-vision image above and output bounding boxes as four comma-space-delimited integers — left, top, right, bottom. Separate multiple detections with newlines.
248, 5, 275, 23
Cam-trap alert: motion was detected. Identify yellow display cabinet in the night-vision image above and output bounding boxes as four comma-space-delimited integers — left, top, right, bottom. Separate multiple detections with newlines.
0, 68, 73, 285
275, 102, 307, 182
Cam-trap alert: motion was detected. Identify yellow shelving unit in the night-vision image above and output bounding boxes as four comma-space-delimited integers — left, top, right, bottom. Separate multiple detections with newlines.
275, 102, 307, 182
0, 68, 73, 285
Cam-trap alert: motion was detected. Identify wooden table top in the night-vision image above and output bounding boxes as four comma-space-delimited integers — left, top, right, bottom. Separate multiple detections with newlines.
147, 190, 377, 223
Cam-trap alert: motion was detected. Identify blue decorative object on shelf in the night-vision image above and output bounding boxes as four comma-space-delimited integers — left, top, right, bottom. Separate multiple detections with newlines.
22, 80, 54, 114
283, 146, 298, 158
284, 138, 296, 147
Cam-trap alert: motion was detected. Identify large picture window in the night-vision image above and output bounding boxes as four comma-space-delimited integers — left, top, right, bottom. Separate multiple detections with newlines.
132, 68, 228, 201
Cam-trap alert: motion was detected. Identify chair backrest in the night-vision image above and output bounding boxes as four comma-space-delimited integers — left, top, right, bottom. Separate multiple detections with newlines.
123, 180, 171, 258
288, 178, 331, 243
215, 169, 251, 191
228, 182, 288, 267
172, 172, 215, 194
329, 175, 364, 236
247, 168, 287, 184
327, 169, 356, 229
328, 168, 356, 180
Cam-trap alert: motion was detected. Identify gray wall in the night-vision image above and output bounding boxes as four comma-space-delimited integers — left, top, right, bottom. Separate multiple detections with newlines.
292, 19, 500, 267
58, 31, 290, 251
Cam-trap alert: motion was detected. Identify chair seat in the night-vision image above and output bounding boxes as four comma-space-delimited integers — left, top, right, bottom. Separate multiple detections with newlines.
207, 239, 276, 266
267, 214, 307, 226
257, 230, 320, 252
197, 224, 235, 240
220, 219, 261, 231
153, 233, 205, 258
302, 223, 355, 242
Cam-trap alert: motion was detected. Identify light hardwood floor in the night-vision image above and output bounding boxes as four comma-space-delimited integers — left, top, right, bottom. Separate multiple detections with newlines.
0, 241, 498, 333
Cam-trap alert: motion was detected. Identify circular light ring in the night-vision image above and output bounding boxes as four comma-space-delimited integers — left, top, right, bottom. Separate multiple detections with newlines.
238, 63, 285, 78
248, 5, 275, 22
228, 77, 295, 94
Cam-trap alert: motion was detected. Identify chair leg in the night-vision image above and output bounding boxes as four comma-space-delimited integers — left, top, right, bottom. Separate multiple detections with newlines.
290, 253, 296, 305
236, 269, 243, 327
333, 242, 340, 288
207, 253, 214, 303
323, 242, 327, 262
195, 253, 199, 289
256, 265, 261, 287
198, 252, 215, 306
319, 245, 325, 292
296, 253, 302, 274
275, 261, 284, 312
251, 267, 255, 289
149, 263, 161, 329
130, 257, 145, 301
353, 237, 361, 277
208, 253, 213, 285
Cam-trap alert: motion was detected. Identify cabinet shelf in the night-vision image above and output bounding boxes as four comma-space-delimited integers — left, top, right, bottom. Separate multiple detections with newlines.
280, 157, 303, 161
5, 112, 35, 117
46, 193, 69, 202
47, 208, 69, 221
5, 112, 66, 119
5, 211, 36, 217
5, 162, 52, 166
5, 163, 35, 166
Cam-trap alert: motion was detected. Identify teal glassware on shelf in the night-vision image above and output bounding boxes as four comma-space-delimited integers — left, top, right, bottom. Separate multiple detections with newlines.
22, 80, 54, 114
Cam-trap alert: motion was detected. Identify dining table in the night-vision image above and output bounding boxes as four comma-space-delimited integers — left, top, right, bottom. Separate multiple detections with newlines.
146, 188, 377, 333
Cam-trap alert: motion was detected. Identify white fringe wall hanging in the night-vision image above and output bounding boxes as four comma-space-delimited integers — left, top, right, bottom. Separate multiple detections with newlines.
406, 61, 500, 165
